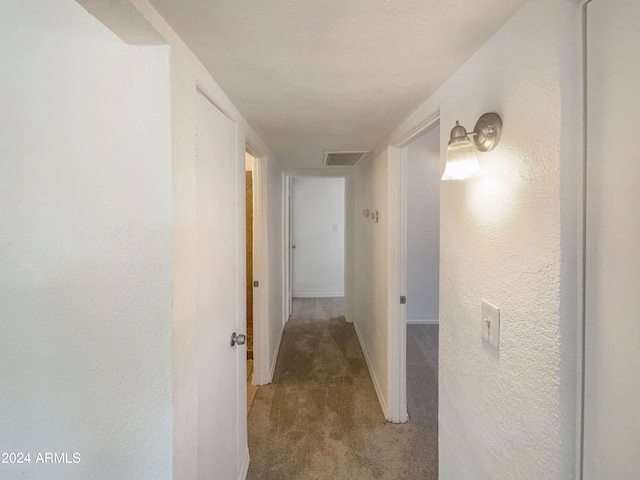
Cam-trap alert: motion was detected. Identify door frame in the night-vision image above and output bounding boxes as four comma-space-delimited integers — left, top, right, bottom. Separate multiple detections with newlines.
387, 111, 440, 423
284, 168, 356, 324
245, 141, 271, 386
284, 176, 293, 318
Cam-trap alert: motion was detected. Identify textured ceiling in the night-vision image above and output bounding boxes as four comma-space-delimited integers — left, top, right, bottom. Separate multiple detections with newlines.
148, 0, 528, 168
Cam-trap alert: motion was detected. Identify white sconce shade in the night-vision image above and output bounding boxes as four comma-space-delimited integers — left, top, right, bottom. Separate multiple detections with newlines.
442, 113, 502, 181
441, 136, 482, 180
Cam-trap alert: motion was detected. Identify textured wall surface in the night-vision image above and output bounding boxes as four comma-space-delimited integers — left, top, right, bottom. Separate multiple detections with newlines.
285, 167, 357, 326
122, 3, 278, 478
128, 1, 284, 476
266, 157, 285, 375
354, 149, 390, 412
410, 0, 581, 477
584, 0, 640, 477
291, 177, 345, 296
406, 126, 440, 322
0, 1, 172, 478
356, 0, 582, 476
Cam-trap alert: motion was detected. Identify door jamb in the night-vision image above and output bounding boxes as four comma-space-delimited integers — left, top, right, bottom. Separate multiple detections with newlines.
284, 168, 355, 324
246, 142, 270, 386
284, 176, 292, 319
387, 112, 440, 423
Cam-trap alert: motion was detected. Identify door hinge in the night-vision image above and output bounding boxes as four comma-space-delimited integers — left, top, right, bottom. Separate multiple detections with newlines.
400, 296, 406, 305
253, 281, 259, 288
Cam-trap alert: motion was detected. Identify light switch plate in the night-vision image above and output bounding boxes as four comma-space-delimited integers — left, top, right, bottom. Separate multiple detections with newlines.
481, 300, 500, 349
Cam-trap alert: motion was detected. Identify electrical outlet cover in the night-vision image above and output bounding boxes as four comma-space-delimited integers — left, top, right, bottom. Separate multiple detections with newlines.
481, 300, 500, 349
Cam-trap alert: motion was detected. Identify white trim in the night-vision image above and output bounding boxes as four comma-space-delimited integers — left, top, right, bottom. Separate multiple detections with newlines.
344, 173, 356, 324
406, 318, 439, 325
387, 112, 440, 425
577, 4, 589, 478
394, 111, 441, 148
292, 293, 345, 298
284, 170, 355, 323
282, 171, 293, 326
387, 146, 408, 424
234, 123, 247, 479
245, 139, 261, 159
353, 320, 388, 419
284, 176, 292, 320
238, 449, 250, 480
251, 153, 271, 386
196, 87, 234, 122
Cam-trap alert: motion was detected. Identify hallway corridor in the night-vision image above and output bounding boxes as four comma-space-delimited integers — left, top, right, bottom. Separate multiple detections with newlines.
247, 298, 438, 479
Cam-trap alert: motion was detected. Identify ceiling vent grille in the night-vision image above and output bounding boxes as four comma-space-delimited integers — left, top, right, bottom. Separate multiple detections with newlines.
323, 151, 369, 167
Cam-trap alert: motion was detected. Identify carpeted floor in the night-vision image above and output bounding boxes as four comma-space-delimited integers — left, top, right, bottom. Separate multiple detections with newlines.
247, 298, 438, 479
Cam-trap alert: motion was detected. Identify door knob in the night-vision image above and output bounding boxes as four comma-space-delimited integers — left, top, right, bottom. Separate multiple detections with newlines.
292, 245, 296, 249
231, 332, 246, 347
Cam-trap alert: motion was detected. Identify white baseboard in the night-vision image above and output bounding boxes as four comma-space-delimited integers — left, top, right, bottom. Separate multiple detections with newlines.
353, 319, 388, 418
292, 293, 345, 298
238, 449, 250, 480
406, 318, 439, 325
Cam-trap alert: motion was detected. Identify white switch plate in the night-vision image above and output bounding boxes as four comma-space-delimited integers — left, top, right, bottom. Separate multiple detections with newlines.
481, 300, 500, 349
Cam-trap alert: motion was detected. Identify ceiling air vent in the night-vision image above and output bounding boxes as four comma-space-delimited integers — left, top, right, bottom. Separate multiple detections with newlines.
323, 151, 369, 167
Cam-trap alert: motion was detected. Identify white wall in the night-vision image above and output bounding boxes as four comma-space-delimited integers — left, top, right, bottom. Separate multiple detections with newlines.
265, 158, 284, 377
354, 0, 583, 477
286, 168, 356, 324
125, 0, 286, 475
406, 126, 440, 323
0, 0, 285, 478
584, 0, 640, 477
291, 177, 345, 297
353, 150, 390, 413
0, 1, 172, 479
250, 151, 285, 386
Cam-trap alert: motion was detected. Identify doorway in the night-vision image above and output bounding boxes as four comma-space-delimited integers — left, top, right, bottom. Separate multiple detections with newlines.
289, 176, 346, 316
387, 113, 440, 424
404, 124, 440, 465
406, 126, 440, 327
245, 151, 258, 410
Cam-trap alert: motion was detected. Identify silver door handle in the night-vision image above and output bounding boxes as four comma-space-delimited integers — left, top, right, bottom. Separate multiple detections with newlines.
230, 332, 246, 347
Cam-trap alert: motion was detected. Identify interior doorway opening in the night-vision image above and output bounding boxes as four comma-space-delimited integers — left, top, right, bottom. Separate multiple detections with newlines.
406, 126, 440, 327
288, 176, 346, 318
404, 124, 440, 463
245, 152, 255, 361
245, 150, 258, 410
387, 113, 440, 426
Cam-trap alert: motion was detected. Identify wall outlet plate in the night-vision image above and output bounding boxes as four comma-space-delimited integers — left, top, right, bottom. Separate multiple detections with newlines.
481, 300, 500, 349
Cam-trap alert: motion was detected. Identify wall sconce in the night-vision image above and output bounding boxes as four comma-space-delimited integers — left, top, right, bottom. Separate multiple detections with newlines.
441, 112, 502, 180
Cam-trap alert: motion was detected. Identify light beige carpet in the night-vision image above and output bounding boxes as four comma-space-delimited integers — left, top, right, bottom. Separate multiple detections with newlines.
247, 298, 438, 479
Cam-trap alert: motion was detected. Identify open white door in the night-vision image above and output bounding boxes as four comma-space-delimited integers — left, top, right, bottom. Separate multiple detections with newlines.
195, 93, 246, 480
